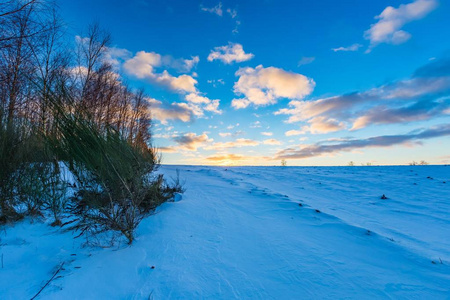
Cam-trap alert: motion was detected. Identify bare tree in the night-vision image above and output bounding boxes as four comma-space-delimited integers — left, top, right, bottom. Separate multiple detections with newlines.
75, 23, 111, 101
27, 6, 68, 133
0, 1, 36, 127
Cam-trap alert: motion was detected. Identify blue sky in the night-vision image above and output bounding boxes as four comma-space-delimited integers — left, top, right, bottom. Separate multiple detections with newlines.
58, 0, 450, 165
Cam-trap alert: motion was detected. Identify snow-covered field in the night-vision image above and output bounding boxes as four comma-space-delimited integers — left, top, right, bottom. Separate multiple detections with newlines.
1, 165, 450, 299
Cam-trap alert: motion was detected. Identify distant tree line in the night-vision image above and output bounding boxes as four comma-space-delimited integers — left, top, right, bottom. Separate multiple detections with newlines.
409, 161, 428, 166
0, 0, 182, 244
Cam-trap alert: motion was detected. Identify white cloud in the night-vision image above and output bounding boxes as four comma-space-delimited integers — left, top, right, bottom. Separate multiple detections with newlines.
275, 97, 351, 124
226, 8, 240, 33
230, 99, 251, 109
364, 0, 437, 50
261, 132, 273, 136
103, 47, 132, 67
332, 43, 362, 52
250, 121, 262, 128
208, 43, 254, 64
276, 100, 350, 133
146, 98, 194, 125
225, 123, 240, 130
200, 2, 223, 16
156, 71, 198, 93
158, 146, 178, 153
226, 8, 237, 18
219, 130, 244, 138
297, 56, 315, 66
201, 3, 240, 34
185, 93, 222, 115
123, 51, 198, 74
75, 35, 90, 45
70, 66, 89, 77
176, 102, 204, 118
285, 129, 305, 136
167, 56, 200, 73
232, 20, 241, 34
232, 65, 315, 109
205, 138, 260, 150
302, 116, 346, 134
123, 51, 159, 78
173, 132, 213, 151
204, 99, 222, 114
263, 139, 282, 145
207, 78, 225, 87
185, 93, 213, 104
123, 51, 198, 93
123, 50, 221, 119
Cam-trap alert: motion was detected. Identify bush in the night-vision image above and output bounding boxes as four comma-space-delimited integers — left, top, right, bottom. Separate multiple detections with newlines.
0, 117, 67, 224
0, 122, 20, 222
0, 119, 38, 223
52, 109, 177, 244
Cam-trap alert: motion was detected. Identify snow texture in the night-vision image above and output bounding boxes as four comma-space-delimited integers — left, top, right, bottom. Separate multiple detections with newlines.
1, 165, 449, 299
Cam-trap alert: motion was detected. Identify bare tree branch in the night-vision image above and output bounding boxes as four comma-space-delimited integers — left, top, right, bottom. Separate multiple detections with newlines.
0, 0, 38, 18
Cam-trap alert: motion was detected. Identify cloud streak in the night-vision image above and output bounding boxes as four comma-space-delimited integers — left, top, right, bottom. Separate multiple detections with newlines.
275, 123, 450, 160
276, 55, 450, 132
297, 56, 315, 66
200, 2, 223, 16
205, 138, 260, 150
200, 3, 240, 33
205, 153, 267, 166
351, 97, 450, 130
332, 44, 362, 52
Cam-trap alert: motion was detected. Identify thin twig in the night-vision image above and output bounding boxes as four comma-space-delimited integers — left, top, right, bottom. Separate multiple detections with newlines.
30, 262, 64, 300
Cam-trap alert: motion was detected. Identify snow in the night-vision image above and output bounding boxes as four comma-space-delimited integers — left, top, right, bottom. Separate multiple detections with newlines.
1, 165, 450, 299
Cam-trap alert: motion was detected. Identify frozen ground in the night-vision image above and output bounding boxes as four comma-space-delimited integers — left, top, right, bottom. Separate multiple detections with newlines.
1, 165, 450, 299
